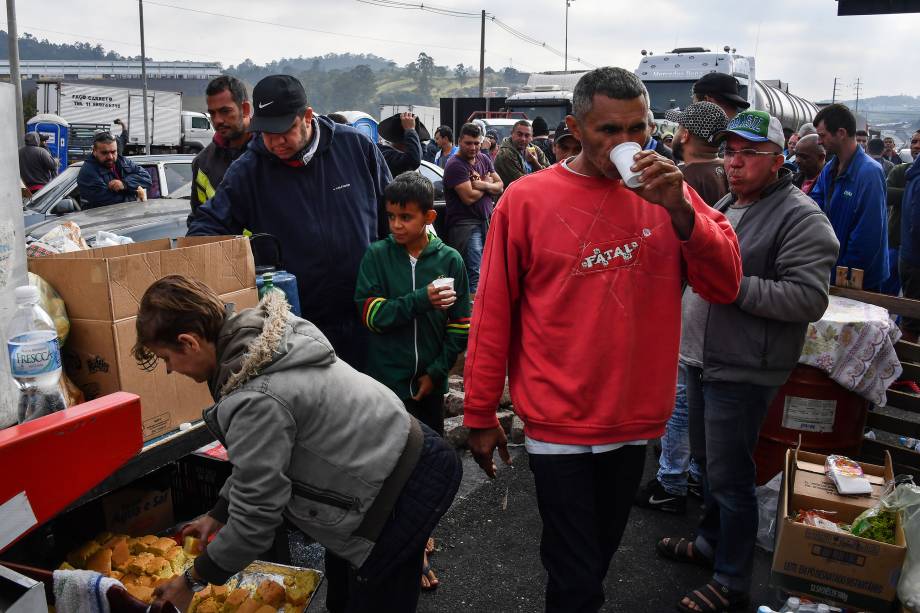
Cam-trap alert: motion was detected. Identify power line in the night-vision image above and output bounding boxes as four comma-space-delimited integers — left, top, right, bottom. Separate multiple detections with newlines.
143, 0, 477, 52
351, 0, 597, 69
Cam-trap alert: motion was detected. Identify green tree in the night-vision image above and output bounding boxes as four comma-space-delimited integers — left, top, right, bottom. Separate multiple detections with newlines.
414, 52, 435, 100
455, 63, 469, 87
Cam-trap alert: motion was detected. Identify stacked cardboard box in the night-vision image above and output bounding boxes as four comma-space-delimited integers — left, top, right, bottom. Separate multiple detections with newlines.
771, 449, 906, 612
29, 237, 257, 441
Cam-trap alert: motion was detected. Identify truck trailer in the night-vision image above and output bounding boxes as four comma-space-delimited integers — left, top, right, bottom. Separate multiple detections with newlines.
35, 81, 214, 158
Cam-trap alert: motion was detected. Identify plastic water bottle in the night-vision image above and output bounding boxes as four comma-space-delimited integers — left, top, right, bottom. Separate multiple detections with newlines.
899, 436, 920, 451
6, 286, 66, 423
779, 596, 801, 612
757, 607, 778, 613
258, 272, 287, 302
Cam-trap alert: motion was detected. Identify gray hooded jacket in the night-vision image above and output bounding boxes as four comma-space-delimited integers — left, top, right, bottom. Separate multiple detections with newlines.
195, 292, 422, 584
693, 171, 840, 386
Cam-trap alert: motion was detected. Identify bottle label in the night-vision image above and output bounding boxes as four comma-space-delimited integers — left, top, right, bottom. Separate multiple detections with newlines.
8, 332, 62, 378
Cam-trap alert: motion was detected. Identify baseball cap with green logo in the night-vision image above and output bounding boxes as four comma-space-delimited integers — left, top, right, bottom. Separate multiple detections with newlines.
713, 110, 785, 150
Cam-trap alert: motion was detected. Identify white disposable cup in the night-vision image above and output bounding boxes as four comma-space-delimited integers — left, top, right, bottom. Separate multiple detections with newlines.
609, 142, 643, 189
432, 277, 454, 292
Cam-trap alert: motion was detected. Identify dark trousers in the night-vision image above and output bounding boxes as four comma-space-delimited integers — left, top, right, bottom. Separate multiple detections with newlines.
685, 365, 778, 592
325, 423, 462, 613
901, 258, 920, 335
529, 445, 646, 613
402, 394, 445, 437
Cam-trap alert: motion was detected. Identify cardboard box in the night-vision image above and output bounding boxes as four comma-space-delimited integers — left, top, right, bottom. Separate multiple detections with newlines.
28, 236, 254, 321
63, 288, 259, 440
771, 449, 906, 612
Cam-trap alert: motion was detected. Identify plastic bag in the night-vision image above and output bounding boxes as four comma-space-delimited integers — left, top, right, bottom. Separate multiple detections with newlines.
34, 221, 89, 253
756, 472, 783, 552
889, 480, 920, 610
825, 454, 872, 495
94, 230, 133, 247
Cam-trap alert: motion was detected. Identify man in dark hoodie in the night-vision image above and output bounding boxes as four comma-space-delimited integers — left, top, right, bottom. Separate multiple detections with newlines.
187, 75, 391, 370
19, 132, 57, 193
189, 76, 252, 213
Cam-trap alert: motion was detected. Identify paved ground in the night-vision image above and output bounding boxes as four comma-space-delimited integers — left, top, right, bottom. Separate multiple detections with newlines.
304, 443, 781, 613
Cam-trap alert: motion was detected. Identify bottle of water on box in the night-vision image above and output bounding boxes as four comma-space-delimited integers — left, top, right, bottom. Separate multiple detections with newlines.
6, 286, 66, 423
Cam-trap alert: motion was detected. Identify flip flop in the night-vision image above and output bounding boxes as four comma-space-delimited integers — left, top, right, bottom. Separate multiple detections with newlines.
421, 559, 439, 591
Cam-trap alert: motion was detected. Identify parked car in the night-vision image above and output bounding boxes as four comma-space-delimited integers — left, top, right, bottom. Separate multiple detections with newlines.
416, 159, 448, 236
25, 184, 193, 247
22, 154, 195, 231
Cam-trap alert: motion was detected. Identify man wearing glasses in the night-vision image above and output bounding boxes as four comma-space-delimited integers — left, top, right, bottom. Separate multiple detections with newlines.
658, 110, 839, 613
77, 131, 152, 209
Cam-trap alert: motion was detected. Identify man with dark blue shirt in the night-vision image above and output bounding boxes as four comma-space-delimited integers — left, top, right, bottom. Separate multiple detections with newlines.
187, 74, 391, 370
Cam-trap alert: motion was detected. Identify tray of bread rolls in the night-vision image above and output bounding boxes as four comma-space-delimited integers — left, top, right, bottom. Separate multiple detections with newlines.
60, 532, 322, 612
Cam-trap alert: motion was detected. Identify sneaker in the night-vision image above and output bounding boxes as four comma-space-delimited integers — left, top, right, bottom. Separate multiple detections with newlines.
634, 478, 686, 514
687, 474, 703, 500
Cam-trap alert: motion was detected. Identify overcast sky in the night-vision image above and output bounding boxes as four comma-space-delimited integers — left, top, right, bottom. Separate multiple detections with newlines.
8, 0, 920, 102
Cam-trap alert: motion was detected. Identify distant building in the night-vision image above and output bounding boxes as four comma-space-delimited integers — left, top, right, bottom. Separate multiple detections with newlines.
0, 59, 222, 80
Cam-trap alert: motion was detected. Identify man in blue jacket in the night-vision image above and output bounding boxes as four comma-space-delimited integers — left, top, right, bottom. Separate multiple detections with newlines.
810, 103, 889, 290
899, 155, 920, 339
187, 74, 392, 369
77, 132, 152, 209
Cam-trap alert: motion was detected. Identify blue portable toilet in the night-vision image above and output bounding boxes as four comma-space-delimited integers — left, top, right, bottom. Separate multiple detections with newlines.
336, 111, 378, 143
26, 113, 70, 174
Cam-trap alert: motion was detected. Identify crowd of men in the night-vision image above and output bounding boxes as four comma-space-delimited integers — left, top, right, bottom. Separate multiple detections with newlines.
15, 64, 920, 613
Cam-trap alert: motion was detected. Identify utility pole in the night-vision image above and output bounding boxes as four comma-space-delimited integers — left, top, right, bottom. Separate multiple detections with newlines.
6, 0, 23, 136
565, 0, 575, 71
853, 77, 862, 114
138, 0, 151, 154
479, 10, 485, 98
831, 77, 839, 103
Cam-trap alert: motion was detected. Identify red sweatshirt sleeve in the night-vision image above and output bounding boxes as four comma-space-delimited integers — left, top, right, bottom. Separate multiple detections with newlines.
680, 189, 743, 304
462, 202, 523, 429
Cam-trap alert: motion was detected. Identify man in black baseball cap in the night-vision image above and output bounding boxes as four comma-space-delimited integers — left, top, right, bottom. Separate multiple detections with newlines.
188, 72, 391, 379
552, 120, 581, 162
691, 73, 750, 119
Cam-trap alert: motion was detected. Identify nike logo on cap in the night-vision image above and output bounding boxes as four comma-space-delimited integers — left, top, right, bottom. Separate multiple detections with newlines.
258, 101, 274, 109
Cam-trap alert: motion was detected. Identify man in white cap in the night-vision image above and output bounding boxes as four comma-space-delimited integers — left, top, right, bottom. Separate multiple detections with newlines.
657, 110, 839, 613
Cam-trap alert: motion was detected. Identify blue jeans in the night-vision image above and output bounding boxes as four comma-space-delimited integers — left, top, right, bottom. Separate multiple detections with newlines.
465, 224, 485, 294
657, 364, 702, 496
685, 365, 778, 593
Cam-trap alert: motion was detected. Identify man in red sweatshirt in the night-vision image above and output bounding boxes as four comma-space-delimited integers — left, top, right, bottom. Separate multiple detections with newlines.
462, 66, 743, 613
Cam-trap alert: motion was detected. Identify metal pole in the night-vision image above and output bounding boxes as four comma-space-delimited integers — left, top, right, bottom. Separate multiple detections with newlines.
138, 0, 150, 154
565, 1, 569, 71
832, 77, 838, 103
478, 10, 485, 98
6, 0, 23, 136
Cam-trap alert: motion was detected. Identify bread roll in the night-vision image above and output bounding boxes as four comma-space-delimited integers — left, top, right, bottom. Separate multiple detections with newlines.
222, 588, 249, 613
254, 579, 285, 608
85, 548, 112, 574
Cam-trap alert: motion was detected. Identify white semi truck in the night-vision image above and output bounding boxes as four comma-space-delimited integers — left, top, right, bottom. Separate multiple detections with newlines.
35, 81, 214, 156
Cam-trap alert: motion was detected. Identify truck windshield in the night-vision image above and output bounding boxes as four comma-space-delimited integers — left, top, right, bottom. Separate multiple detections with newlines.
644, 80, 696, 113
507, 105, 569, 132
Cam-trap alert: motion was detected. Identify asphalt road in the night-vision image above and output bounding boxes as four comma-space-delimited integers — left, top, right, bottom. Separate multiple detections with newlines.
305, 444, 780, 613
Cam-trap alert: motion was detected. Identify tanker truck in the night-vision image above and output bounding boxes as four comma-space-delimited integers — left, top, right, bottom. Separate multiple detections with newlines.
635, 46, 819, 132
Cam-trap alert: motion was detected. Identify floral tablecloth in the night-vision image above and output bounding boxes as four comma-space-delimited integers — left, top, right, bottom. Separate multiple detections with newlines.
800, 296, 902, 406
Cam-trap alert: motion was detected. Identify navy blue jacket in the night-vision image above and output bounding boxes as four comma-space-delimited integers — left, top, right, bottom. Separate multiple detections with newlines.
77, 155, 152, 209
899, 156, 920, 266
187, 116, 392, 329
809, 146, 889, 289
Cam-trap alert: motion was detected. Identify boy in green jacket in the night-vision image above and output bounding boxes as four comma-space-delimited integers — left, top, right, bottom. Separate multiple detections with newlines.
356, 171, 471, 435
355, 172, 470, 590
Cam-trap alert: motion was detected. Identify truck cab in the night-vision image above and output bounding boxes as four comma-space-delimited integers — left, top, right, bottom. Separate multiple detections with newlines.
634, 47, 755, 117
504, 88, 573, 134
180, 111, 215, 153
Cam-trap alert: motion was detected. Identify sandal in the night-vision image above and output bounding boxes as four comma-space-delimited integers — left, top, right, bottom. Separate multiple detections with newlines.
656, 537, 713, 568
420, 552, 439, 591
677, 580, 749, 612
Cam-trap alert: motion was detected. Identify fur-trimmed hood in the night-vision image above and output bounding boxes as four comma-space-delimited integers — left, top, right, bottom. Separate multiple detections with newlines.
210, 291, 336, 399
